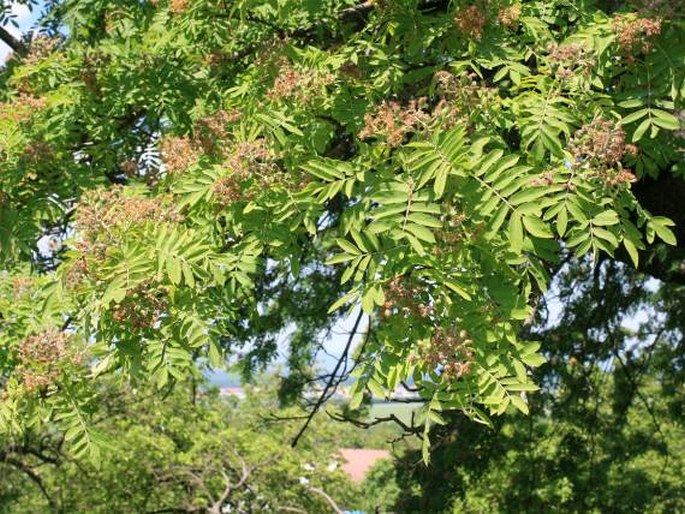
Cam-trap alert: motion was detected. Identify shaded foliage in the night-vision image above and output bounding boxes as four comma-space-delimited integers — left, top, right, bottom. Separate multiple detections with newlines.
376, 259, 685, 512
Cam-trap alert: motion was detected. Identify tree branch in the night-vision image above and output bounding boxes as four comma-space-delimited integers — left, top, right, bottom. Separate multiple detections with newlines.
308, 486, 344, 514
290, 308, 364, 447
0, 24, 21, 53
0, 456, 57, 510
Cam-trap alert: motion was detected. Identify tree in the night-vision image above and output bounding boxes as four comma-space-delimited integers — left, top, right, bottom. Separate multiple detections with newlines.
0, 380, 362, 513
379, 259, 685, 512
0, 0, 684, 462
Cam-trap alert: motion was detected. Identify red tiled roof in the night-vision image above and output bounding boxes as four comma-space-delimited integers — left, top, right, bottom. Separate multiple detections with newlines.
337, 448, 391, 482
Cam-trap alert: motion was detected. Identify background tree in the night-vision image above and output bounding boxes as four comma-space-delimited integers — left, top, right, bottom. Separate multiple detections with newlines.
0, 380, 365, 513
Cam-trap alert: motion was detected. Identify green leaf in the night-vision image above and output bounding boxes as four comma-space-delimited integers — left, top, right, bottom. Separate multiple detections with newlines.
652, 221, 677, 245
182, 262, 195, 288
326, 253, 358, 265
632, 118, 651, 142
367, 378, 386, 399
521, 353, 546, 367
421, 425, 431, 465
328, 290, 359, 314
445, 280, 472, 301
593, 227, 619, 247
510, 395, 529, 415
166, 257, 182, 285
434, 168, 447, 197
651, 109, 680, 130
367, 219, 394, 234
370, 204, 407, 220
405, 223, 435, 243
102, 282, 126, 305
370, 190, 409, 204
361, 288, 375, 314
405, 233, 426, 255
509, 187, 549, 206
566, 230, 589, 248
407, 212, 442, 228
617, 99, 644, 109
566, 200, 588, 223
623, 238, 639, 267
341, 256, 361, 284
508, 213, 524, 253
349, 229, 369, 253
336, 238, 361, 255
621, 108, 649, 125
208, 341, 223, 367
501, 380, 539, 392
522, 216, 552, 238
592, 210, 619, 226
556, 207, 568, 237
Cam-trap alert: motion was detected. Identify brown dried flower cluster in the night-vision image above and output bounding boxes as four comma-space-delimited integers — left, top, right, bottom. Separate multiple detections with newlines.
170, 0, 188, 15
213, 174, 245, 204
0, 94, 47, 124
22, 35, 60, 66
195, 109, 241, 154
160, 136, 202, 175
80, 68, 99, 94
603, 168, 637, 187
435, 70, 486, 110
569, 118, 627, 168
547, 42, 595, 80
381, 277, 433, 320
548, 42, 584, 63
103, 9, 122, 34
359, 72, 490, 147
359, 99, 430, 147
20, 141, 54, 166
454, 5, 487, 40
410, 327, 474, 381
340, 60, 363, 80
435, 70, 462, 98
431, 99, 462, 131
65, 257, 90, 289
111, 280, 169, 329
267, 61, 335, 103
252, 38, 291, 69
18, 329, 68, 366
120, 159, 138, 176
433, 70, 500, 134
11, 277, 33, 300
569, 119, 638, 187
161, 109, 241, 174
77, 187, 181, 232
531, 171, 556, 187
498, 4, 521, 28
212, 139, 293, 205
435, 213, 467, 249
203, 52, 225, 67
17, 328, 76, 391
75, 187, 182, 258
612, 15, 662, 61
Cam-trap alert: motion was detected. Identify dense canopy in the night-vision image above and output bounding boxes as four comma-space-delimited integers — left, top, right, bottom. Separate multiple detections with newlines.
0, 0, 684, 462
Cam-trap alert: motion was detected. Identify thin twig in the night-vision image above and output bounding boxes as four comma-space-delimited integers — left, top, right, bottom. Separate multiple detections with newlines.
290, 309, 364, 447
